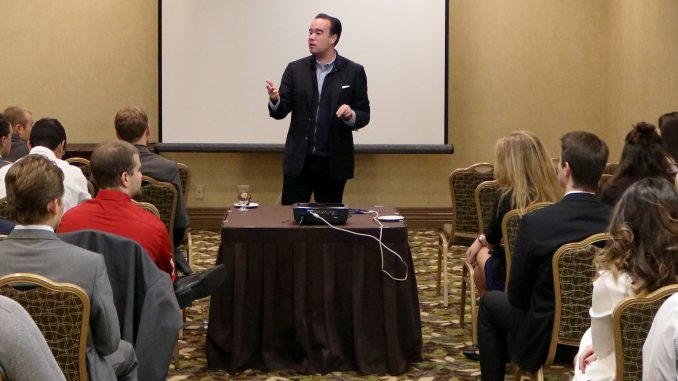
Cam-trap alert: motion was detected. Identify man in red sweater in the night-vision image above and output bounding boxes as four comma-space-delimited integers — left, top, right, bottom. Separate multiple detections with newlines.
59, 140, 175, 280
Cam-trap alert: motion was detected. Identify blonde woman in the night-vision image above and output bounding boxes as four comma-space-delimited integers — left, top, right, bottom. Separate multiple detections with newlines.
574, 177, 678, 380
466, 131, 561, 295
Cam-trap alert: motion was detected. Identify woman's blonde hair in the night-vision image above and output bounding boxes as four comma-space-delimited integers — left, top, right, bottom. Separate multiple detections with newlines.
595, 177, 678, 295
494, 131, 562, 214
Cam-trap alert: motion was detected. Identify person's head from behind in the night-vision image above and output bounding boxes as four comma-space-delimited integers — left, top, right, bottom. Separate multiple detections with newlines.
29, 118, 67, 158
5, 155, 64, 226
90, 140, 142, 197
596, 177, 678, 294
658, 111, 678, 164
309, 13, 342, 58
114, 106, 149, 144
559, 131, 609, 192
494, 130, 561, 212
3, 106, 33, 140
615, 122, 667, 179
0, 114, 12, 158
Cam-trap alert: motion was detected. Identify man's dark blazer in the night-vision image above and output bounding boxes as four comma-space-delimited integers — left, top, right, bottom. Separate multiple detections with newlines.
269, 53, 370, 179
6, 134, 28, 162
507, 193, 612, 371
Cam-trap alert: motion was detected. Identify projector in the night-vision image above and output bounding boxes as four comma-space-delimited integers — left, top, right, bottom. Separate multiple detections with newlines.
292, 203, 350, 225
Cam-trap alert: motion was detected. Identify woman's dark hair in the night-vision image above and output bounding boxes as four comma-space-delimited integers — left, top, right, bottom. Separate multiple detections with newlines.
659, 112, 678, 164
612, 122, 667, 181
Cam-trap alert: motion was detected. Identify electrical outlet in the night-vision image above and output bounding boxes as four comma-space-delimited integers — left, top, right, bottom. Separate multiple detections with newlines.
195, 185, 204, 200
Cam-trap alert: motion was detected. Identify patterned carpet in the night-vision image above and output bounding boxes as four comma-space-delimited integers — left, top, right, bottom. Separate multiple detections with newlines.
167, 229, 574, 380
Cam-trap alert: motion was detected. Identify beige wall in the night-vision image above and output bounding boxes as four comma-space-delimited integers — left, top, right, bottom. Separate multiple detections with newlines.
2, 1, 677, 209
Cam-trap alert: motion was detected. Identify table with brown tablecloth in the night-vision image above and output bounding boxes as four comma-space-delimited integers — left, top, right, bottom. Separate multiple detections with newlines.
206, 206, 422, 375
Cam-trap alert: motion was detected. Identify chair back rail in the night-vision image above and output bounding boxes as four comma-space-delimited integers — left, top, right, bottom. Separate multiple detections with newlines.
448, 163, 494, 246
475, 180, 500, 234
134, 176, 178, 241
177, 163, 190, 200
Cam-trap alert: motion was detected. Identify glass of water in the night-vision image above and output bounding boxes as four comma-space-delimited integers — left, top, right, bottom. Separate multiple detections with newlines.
236, 185, 251, 211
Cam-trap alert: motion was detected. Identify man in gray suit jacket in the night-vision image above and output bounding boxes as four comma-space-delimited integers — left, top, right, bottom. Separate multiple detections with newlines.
114, 106, 192, 274
0, 155, 137, 381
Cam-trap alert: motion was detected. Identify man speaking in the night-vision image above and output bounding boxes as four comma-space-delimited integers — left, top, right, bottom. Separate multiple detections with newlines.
266, 13, 370, 205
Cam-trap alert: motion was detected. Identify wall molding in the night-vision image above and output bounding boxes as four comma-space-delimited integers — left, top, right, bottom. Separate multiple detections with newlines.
188, 206, 453, 231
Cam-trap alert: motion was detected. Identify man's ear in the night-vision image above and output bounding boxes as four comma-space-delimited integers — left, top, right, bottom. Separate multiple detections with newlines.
27, 140, 33, 149
46, 197, 61, 215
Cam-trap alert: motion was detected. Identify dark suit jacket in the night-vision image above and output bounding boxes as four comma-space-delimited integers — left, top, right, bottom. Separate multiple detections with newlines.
6, 134, 29, 163
269, 53, 370, 179
60, 230, 182, 381
135, 145, 190, 232
0, 229, 122, 380
507, 193, 612, 371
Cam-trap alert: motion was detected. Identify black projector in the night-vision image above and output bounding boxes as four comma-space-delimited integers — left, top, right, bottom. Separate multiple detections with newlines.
293, 203, 350, 225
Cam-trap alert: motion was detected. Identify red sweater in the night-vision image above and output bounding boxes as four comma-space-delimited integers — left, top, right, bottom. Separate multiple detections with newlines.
58, 189, 175, 280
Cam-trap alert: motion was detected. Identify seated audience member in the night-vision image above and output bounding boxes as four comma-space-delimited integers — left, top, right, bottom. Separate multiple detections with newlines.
0, 114, 12, 167
58, 141, 225, 308
0, 155, 137, 380
114, 106, 192, 274
601, 122, 669, 206
0, 295, 66, 381
658, 111, 678, 176
574, 177, 678, 380
477, 131, 612, 380
644, 293, 678, 380
0, 118, 91, 211
2, 106, 32, 162
466, 131, 561, 297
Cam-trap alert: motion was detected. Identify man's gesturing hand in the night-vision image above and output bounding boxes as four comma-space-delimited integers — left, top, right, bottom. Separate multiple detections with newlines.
336, 104, 353, 121
265, 80, 279, 103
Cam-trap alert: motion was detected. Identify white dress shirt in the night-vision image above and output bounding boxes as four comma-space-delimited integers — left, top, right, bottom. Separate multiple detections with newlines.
643, 293, 678, 380
0, 146, 91, 212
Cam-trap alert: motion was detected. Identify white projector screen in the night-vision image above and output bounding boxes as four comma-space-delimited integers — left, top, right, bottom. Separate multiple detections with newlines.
160, 0, 447, 148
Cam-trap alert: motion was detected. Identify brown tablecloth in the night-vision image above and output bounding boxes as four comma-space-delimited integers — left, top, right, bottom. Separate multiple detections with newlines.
206, 206, 422, 375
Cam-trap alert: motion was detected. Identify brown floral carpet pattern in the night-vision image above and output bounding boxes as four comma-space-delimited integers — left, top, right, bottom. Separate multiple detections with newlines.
167, 229, 573, 380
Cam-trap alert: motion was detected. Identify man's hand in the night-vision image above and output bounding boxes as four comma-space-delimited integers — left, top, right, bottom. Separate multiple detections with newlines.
265, 80, 279, 103
336, 104, 353, 120
577, 345, 597, 373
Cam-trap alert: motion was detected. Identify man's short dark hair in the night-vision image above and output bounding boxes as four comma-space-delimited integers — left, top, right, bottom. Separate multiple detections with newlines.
29, 118, 66, 150
90, 140, 138, 189
115, 106, 148, 143
5, 155, 64, 224
0, 114, 10, 138
315, 13, 342, 46
560, 131, 609, 192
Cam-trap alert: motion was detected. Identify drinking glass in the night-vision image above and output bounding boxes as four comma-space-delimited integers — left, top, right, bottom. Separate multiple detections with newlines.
236, 185, 251, 211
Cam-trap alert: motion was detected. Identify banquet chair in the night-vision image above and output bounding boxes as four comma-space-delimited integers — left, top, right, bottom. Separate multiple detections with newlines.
0, 273, 89, 381
458, 180, 500, 345
177, 163, 191, 201
545, 233, 610, 366
0, 198, 11, 221
613, 284, 678, 381
66, 157, 92, 180
134, 176, 177, 240
501, 202, 552, 289
132, 200, 161, 218
437, 163, 493, 306
604, 162, 619, 176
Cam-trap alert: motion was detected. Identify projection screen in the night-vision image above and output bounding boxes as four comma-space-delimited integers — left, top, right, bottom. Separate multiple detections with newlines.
160, 0, 448, 150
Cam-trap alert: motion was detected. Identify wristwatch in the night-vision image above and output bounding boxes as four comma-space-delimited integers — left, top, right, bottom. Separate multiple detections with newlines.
478, 234, 488, 247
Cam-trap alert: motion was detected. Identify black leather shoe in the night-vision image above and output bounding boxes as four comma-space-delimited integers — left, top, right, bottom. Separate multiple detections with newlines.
174, 248, 193, 275
174, 264, 226, 309
462, 347, 480, 361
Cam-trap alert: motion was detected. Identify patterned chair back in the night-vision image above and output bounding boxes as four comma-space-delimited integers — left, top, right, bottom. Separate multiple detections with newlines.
448, 163, 494, 246
177, 163, 191, 200
475, 180, 500, 233
131, 200, 161, 218
596, 173, 614, 196
0, 198, 11, 222
134, 176, 177, 241
501, 202, 552, 288
613, 284, 678, 381
604, 162, 619, 176
0, 273, 90, 381
545, 233, 610, 365
66, 157, 92, 180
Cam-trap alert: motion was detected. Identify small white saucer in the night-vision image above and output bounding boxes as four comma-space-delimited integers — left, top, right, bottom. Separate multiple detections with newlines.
233, 202, 259, 208
377, 215, 404, 222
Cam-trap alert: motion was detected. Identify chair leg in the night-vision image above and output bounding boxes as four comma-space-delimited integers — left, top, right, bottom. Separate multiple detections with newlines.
512, 363, 543, 381
436, 235, 444, 296
173, 341, 181, 369
442, 243, 449, 307
459, 263, 467, 325
468, 264, 478, 347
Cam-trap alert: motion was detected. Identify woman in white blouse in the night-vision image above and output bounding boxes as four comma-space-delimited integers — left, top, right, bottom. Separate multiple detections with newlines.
573, 177, 678, 381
